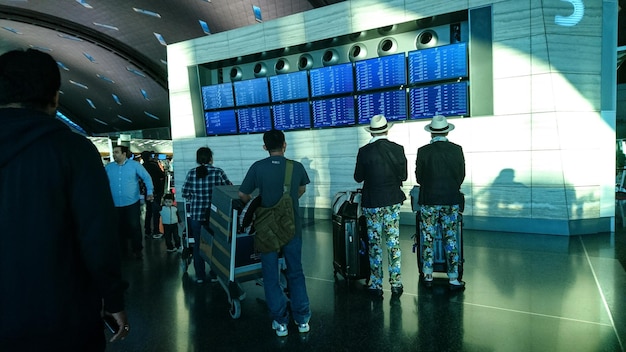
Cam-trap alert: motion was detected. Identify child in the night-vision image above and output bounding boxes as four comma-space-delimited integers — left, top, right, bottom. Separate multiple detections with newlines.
159, 193, 181, 252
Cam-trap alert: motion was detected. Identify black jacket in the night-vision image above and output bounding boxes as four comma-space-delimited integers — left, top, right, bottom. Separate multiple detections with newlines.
354, 138, 407, 208
0, 108, 126, 350
416, 140, 465, 206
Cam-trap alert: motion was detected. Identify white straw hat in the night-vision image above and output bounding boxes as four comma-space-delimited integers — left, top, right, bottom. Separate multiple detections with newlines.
364, 114, 392, 133
424, 115, 455, 133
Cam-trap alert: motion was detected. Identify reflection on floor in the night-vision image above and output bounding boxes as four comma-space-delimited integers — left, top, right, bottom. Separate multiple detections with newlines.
107, 219, 626, 352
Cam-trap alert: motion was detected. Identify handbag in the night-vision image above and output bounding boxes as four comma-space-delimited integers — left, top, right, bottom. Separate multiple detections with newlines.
253, 160, 295, 253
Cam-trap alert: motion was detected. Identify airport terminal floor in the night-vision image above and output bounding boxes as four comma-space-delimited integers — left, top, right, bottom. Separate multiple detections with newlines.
108, 214, 626, 352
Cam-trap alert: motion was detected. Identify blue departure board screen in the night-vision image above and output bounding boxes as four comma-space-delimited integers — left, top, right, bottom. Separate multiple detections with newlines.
408, 42, 468, 84
408, 81, 468, 119
205, 110, 237, 135
269, 71, 309, 102
355, 53, 406, 91
357, 90, 407, 124
201, 83, 235, 110
312, 96, 355, 128
238, 106, 272, 133
234, 77, 269, 106
309, 62, 354, 97
273, 101, 311, 131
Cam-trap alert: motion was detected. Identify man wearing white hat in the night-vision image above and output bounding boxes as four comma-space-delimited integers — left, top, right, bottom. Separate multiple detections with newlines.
354, 114, 408, 299
416, 115, 466, 289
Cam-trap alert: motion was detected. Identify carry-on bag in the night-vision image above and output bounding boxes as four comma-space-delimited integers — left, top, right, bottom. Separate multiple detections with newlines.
331, 190, 369, 284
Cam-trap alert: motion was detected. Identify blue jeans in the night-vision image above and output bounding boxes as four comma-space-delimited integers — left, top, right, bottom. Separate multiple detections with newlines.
189, 219, 206, 280
261, 236, 310, 325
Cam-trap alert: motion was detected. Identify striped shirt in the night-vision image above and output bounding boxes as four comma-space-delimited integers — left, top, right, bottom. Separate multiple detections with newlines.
181, 164, 231, 221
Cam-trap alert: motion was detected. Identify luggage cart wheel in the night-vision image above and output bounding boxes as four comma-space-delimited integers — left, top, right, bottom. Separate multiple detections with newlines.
229, 298, 241, 319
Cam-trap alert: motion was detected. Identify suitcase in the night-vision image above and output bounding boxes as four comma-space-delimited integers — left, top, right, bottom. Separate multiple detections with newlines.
414, 212, 464, 281
331, 190, 370, 284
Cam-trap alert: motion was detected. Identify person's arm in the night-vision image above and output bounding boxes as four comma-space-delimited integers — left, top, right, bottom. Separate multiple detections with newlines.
298, 185, 306, 198
239, 191, 252, 205
70, 137, 129, 341
137, 163, 154, 201
399, 146, 408, 182
354, 149, 364, 183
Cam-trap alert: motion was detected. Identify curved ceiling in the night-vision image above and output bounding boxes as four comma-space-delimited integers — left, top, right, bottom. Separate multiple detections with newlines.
0, 0, 341, 137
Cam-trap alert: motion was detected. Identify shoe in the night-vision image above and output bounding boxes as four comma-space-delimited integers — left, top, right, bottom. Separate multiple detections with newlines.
152, 233, 163, 239
297, 322, 310, 333
166, 247, 177, 252
391, 285, 403, 297
196, 279, 204, 284
272, 320, 288, 337
449, 279, 466, 290
423, 274, 433, 288
209, 271, 218, 283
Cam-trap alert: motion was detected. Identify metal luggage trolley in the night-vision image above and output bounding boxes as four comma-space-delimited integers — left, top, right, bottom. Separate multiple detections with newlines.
207, 185, 282, 319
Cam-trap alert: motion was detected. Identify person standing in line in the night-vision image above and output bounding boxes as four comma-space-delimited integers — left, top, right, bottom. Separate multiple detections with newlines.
181, 147, 232, 284
106, 145, 154, 259
416, 115, 466, 289
160, 193, 182, 252
141, 151, 166, 239
238, 129, 311, 337
0, 48, 129, 350
354, 114, 408, 299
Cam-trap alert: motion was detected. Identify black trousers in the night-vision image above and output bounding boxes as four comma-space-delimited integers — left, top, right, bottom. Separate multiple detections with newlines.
144, 194, 163, 234
116, 201, 143, 253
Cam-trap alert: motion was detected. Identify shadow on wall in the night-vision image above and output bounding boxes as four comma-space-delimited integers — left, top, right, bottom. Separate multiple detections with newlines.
472, 168, 529, 218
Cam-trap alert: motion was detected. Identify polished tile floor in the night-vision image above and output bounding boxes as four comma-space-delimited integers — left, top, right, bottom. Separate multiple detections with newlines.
108, 217, 626, 352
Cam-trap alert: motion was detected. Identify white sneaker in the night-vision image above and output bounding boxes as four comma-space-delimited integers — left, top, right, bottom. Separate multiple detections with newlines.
272, 320, 288, 337
297, 322, 310, 333
152, 233, 163, 239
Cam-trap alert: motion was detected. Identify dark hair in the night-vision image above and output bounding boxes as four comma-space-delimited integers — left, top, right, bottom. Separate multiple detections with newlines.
0, 49, 61, 110
141, 151, 152, 160
163, 193, 175, 201
196, 147, 213, 165
263, 129, 285, 152
114, 145, 131, 158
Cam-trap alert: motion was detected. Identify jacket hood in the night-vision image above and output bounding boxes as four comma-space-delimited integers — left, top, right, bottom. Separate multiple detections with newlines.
0, 108, 68, 168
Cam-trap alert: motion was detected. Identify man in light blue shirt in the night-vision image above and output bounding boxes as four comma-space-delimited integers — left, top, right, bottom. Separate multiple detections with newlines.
106, 145, 154, 259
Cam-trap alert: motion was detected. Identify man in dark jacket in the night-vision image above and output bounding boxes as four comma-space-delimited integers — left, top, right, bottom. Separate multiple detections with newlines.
141, 151, 166, 238
0, 49, 129, 351
354, 114, 408, 299
416, 115, 466, 289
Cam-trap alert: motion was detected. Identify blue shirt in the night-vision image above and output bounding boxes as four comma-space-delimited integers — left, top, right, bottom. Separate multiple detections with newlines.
105, 159, 154, 207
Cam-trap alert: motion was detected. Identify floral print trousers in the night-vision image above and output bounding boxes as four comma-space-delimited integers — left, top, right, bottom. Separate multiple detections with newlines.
363, 203, 402, 290
419, 204, 461, 280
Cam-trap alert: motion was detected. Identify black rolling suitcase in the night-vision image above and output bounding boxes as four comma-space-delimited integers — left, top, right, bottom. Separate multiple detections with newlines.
412, 187, 464, 281
332, 190, 369, 284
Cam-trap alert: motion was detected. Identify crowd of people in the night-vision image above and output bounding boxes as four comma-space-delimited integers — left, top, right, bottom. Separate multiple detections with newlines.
1, 47, 466, 349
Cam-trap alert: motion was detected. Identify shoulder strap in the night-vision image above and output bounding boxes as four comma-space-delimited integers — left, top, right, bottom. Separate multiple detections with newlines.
283, 159, 293, 193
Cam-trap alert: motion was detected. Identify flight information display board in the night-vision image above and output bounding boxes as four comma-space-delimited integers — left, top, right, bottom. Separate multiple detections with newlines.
269, 71, 309, 102
309, 62, 354, 97
273, 101, 311, 131
234, 77, 270, 106
205, 110, 237, 135
357, 90, 407, 124
237, 106, 272, 133
201, 83, 235, 110
408, 42, 468, 84
312, 96, 355, 128
355, 53, 406, 91
408, 81, 468, 119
